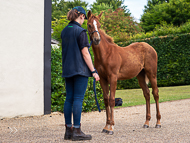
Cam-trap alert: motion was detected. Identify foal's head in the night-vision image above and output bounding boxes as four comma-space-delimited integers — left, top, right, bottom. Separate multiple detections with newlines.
87, 11, 103, 45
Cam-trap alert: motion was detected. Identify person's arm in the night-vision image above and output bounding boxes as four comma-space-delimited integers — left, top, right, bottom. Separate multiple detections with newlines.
81, 47, 100, 81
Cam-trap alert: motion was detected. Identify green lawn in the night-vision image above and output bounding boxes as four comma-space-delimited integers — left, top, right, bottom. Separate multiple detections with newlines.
115, 85, 190, 107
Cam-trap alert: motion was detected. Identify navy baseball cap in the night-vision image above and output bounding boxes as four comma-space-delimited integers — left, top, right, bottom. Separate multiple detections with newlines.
72, 6, 87, 19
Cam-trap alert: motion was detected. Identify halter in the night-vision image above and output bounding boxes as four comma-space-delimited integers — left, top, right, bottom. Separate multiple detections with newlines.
88, 30, 100, 37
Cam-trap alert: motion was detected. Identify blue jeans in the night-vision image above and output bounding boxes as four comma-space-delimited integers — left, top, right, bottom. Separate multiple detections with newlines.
64, 75, 88, 127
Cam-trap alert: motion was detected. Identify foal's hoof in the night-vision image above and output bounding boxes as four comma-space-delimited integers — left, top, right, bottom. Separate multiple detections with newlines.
107, 130, 114, 135
155, 124, 161, 128
143, 124, 149, 128
102, 129, 108, 133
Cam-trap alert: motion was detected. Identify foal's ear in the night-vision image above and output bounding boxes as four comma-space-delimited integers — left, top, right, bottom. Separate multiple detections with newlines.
87, 10, 92, 19
97, 11, 103, 19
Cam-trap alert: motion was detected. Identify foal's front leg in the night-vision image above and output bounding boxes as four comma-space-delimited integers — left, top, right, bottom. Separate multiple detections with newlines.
99, 78, 110, 133
107, 76, 117, 135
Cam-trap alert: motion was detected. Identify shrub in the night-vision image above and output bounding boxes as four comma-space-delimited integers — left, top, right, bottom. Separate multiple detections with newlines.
116, 33, 190, 89
102, 8, 143, 42
130, 20, 190, 40
51, 10, 190, 112
51, 15, 104, 112
51, 47, 104, 112
51, 47, 65, 111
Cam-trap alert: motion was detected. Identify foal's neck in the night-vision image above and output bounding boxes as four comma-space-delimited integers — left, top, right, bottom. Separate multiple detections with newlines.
92, 30, 113, 62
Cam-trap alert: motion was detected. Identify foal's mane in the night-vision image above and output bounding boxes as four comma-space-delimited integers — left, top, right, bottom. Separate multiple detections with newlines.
99, 29, 116, 45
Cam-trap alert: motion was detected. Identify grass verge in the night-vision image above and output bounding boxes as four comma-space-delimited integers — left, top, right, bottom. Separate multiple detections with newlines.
115, 85, 190, 107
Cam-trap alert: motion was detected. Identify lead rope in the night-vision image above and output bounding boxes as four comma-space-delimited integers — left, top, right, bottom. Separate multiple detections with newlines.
89, 40, 101, 112
93, 69, 101, 112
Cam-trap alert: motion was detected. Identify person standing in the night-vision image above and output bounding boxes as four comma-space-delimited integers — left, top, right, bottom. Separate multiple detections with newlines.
61, 6, 100, 141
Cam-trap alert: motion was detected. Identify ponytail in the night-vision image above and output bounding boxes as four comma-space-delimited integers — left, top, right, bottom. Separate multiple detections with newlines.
67, 9, 81, 21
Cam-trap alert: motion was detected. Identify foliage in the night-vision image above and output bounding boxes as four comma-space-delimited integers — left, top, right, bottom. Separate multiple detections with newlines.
144, 0, 169, 13
51, 46, 65, 111
90, 0, 130, 17
90, 3, 113, 14
51, 47, 104, 112
51, 14, 104, 112
102, 8, 143, 42
51, 0, 131, 21
51, 16, 69, 43
66, 0, 88, 11
51, 33, 190, 111
141, 0, 190, 32
51, 1, 190, 112
52, 0, 68, 20
130, 20, 190, 40
51, 16, 88, 44
51, 0, 88, 21
116, 33, 190, 89
96, 0, 123, 8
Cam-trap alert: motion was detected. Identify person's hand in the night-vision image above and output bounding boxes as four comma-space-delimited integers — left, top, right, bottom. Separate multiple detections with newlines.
92, 73, 100, 81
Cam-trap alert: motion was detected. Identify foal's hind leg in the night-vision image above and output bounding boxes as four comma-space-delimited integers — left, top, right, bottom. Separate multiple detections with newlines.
145, 70, 161, 128
149, 76, 161, 128
137, 70, 151, 128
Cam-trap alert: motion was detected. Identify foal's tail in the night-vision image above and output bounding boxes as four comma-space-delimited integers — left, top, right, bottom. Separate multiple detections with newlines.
145, 74, 149, 85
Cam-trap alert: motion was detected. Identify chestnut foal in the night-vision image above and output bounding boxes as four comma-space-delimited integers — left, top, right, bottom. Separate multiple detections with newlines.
87, 11, 161, 135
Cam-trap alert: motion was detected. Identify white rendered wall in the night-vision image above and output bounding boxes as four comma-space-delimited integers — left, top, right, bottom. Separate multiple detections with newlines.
0, 1, 44, 118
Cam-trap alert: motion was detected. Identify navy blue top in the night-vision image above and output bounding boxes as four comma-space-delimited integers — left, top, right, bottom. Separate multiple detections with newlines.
78, 31, 90, 50
61, 21, 92, 78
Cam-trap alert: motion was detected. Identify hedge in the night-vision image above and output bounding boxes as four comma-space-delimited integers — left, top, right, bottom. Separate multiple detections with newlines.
51, 33, 190, 112
51, 47, 104, 112
117, 33, 190, 89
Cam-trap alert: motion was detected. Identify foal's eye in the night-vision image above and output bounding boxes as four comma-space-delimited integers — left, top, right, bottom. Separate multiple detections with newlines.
88, 25, 91, 28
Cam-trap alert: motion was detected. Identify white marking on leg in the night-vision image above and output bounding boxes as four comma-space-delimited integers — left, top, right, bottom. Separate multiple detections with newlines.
145, 74, 149, 85
93, 20, 100, 38
111, 125, 114, 130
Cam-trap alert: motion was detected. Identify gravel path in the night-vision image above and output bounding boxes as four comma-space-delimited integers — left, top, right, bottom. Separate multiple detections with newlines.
0, 99, 190, 143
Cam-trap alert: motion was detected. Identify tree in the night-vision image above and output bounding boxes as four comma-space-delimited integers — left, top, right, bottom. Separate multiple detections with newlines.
96, 0, 123, 10
52, 15, 88, 43
51, 0, 88, 21
102, 8, 143, 42
66, 0, 88, 10
144, 0, 169, 13
140, 0, 190, 32
52, 0, 68, 20
92, 0, 130, 14
90, 3, 113, 14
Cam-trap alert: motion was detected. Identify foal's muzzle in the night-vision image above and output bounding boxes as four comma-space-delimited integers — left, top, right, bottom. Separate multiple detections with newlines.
88, 30, 101, 45
93, 37, 101, 45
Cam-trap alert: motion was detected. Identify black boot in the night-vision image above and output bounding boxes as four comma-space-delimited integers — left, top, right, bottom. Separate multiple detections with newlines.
64, 125, 73, 140
72, 127, 92, 141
